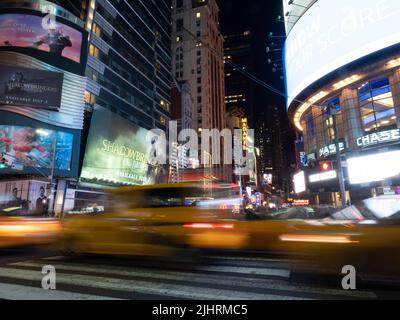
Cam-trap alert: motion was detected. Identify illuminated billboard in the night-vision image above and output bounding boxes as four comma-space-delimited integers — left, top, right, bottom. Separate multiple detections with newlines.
0, 125, 74, 171
0, 13, 83, 63
81, 107, 163, 186
348, 150, 400, 184
293, 171, 306, 194
0, 65, 63, 110
284, 0, 400, 107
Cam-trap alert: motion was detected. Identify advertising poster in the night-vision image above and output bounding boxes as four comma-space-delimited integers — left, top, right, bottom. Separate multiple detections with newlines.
0, 125, 73, 171
0, 13, 83, 63
0, 65, 64, 110
0, 180, 49, 215
81, 107, 163, 186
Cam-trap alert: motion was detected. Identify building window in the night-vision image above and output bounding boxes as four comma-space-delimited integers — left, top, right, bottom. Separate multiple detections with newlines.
306, 113, 315, 138
358, 77, 396, 133
176, 35, 182, 42
89, 44, 100, 59
196, 12, 201, 18
160, 116, 167, 125
323, 96, 342, 143
176, 18, 183, 32
93, 23, 101, 37
84, 91, 96, 105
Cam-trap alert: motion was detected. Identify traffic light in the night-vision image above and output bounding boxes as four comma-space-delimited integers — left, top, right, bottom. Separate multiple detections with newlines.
0, 154, 8, 170
320, 161, 333, 172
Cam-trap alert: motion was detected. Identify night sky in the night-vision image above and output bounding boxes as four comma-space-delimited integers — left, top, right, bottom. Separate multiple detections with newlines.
218, 0, 297, 165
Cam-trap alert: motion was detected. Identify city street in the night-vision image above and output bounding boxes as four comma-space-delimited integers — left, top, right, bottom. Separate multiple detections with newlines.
0, 249, 398, 300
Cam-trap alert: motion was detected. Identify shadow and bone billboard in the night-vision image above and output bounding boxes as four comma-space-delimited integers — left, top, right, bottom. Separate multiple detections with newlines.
0, 65, 64, 110
81, 107, 163, 186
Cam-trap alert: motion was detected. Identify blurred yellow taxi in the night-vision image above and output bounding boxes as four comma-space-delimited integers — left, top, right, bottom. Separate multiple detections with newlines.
0, 207, 61, 248
60, 183, 246, 257
231, 196, 400, 279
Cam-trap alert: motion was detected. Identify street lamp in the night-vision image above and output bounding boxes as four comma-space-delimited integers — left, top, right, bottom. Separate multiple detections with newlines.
326, 105, 348, 208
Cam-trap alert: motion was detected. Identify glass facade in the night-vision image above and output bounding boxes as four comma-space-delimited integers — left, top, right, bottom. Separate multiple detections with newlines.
300, 66, 400, 157
86, 0, 172, 131
358, 77, 396, 133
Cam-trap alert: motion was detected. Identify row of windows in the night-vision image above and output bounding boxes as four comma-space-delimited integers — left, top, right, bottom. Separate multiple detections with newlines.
89, 44, 154, 98
303, 76, 399, 151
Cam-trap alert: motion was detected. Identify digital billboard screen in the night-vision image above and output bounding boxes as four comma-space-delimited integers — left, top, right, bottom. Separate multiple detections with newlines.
0, 65, 64, 110
284, 0, 400, 107
0, 13, 83, 63
81, 107, 163, 186
0, 125, 74, 171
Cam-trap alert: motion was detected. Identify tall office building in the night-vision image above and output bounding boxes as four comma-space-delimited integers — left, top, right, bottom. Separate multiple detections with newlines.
85, 0, 172, 131
224, 31, 255, 126
172, 0, 225, 133
255, 106, 293, 195
171, 0, 227, 180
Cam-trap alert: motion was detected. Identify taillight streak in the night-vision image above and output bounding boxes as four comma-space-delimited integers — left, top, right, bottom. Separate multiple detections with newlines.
183, 223, 234, 230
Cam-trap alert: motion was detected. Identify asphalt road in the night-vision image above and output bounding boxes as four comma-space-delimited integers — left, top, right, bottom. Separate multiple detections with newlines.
0, 248, 398, 300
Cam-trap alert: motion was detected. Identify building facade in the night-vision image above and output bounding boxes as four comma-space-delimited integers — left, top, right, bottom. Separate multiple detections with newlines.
284, 0, 400, 205
0, 0, 88, 215
170, 81, 195, 182
85, 0, 172, 131
224, 31, 255, 125
171, 0, 229, 181
0, 0, 174, 215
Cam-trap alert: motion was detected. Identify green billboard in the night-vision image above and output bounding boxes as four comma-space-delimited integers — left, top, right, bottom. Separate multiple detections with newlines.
81, 106, 161, 186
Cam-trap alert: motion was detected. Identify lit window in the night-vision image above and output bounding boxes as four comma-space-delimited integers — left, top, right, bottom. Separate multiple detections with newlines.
196, 12, 201, 18
160, 116, 166, 125
358, 77, 396, 133
89, 44, 100, 58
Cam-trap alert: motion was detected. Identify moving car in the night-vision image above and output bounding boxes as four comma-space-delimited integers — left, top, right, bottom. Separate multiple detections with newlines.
0, 206, 61, 249
60, 184, 246, 257
232, 195, 400, 279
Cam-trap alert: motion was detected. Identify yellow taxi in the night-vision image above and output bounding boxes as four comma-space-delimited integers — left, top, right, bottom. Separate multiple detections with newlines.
60, 183, 246, 257
232, 196, 400, 279
0, 207, 61, 248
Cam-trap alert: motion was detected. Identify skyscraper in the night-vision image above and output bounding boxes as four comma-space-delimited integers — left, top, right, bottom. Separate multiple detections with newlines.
85, 0, 173, 131
172, 0, 227, 180
172, 0, 225, 132
224, 31, 255, 126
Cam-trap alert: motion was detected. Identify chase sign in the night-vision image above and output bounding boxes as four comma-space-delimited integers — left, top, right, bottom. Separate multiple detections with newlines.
357, 129, 400, 148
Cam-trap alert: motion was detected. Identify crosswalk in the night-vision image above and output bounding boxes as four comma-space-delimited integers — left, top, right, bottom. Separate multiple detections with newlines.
0, 254, 380, 300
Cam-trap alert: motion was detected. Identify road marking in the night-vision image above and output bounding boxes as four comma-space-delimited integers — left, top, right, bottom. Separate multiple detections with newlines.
198, 265, 291, 278
10, 261, 377, 299
0, 283, 120, 300
0, 266, 310, 300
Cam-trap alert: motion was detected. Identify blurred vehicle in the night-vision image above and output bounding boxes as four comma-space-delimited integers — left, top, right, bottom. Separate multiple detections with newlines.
261, 205, 336, 220
0, 206, 61, 248
230, 195, 400, 279
60, 184, 246, 257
